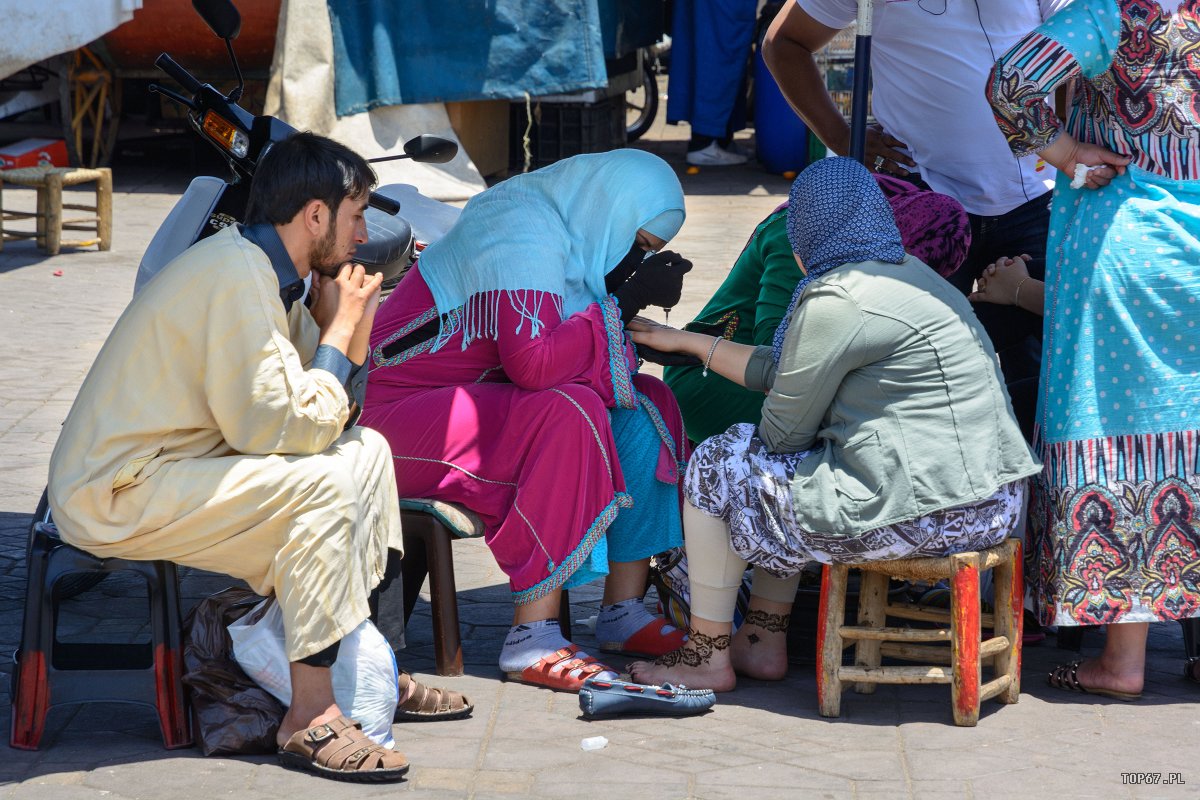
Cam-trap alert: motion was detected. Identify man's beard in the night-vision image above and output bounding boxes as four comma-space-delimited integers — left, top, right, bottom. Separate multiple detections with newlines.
308, 222, 342, 278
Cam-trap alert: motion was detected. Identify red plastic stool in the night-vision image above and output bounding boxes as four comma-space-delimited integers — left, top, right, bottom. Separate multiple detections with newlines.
10, 522, 191, 750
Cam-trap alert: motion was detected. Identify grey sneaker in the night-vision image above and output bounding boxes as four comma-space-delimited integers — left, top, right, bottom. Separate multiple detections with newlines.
685, 141, 748, 166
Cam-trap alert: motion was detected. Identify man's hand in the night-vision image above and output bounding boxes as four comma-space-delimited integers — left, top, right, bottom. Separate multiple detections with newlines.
316, 263, 383, 358
865, 125, 917, 176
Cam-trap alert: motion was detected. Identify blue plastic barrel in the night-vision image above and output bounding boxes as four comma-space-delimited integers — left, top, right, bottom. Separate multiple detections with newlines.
753, 46, 808, 175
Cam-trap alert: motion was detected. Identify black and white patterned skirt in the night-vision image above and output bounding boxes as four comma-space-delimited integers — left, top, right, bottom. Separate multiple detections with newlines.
684, 423, 1025, 577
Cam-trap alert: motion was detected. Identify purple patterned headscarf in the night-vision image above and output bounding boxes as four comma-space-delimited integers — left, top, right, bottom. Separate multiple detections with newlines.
875, 174, 971, 279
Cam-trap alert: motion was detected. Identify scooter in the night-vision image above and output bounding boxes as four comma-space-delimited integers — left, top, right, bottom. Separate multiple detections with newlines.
135, 0, 462, 295
38, 0, 465, 602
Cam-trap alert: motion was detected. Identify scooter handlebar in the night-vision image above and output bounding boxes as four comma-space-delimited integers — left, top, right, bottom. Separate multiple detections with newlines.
155, 53, 203, 95
369, 192, 401, 216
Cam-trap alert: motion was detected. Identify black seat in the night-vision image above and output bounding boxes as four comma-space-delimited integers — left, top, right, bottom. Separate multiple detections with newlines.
356, 204, 413, 270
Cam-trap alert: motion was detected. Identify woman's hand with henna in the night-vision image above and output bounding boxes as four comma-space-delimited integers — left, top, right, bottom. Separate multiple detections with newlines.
626, 316, 704, 358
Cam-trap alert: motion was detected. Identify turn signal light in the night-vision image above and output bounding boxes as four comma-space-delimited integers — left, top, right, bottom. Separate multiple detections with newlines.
202, 111, 249, 158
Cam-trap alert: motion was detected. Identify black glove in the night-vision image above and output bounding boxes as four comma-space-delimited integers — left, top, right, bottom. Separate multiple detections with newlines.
605, 241, 645, 294
635, 343, 702, 367
612, 250, 693, 324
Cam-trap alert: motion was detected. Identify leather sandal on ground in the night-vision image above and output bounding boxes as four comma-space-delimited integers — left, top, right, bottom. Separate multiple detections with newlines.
503, 645, 614, 692
600, 618, 688, 658
277, 715, 410, 783
1046, 660, 1142, 702
1185, 656, 1200, 685
394, 670, 473, 722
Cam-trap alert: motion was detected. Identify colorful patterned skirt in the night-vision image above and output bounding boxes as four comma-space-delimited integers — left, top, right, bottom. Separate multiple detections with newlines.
1031, 167, 1200, 626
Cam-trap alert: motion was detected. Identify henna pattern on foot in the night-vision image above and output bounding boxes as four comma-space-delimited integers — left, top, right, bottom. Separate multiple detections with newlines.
652, 629, 731, 667
742, 610, 790, 633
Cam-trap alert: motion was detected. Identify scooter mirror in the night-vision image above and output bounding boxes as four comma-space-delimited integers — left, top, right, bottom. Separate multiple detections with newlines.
192, 0, 242, 40
403, 135, 459, 164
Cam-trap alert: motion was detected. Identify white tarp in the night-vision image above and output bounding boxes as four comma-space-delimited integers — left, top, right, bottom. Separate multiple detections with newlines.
0, 0, 142, 81
265, 0, 486, 201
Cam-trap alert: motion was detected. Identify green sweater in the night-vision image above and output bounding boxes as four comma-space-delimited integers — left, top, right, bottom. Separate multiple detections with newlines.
664, 209, 798, 442
743, 256, 1040, 537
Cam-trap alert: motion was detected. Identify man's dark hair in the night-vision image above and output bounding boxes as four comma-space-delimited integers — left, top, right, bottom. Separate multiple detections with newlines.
244, 132, 376, 226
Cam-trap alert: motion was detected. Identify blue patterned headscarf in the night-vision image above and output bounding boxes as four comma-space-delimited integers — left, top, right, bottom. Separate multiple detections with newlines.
416, 150, 685, 350
771, 157, 906, 363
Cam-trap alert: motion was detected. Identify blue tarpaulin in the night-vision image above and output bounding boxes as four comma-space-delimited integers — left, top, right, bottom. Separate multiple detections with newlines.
327, 0, 607, 117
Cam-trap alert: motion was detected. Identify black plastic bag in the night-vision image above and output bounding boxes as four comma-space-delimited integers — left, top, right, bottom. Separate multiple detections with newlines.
181, 587, 285, 756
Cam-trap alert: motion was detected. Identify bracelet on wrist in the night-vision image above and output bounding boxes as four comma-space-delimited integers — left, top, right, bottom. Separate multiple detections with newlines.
702, 336, 722, 377
1013, 276, 1030, 308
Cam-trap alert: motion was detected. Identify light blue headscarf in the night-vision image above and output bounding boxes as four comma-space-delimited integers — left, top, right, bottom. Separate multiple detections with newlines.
417, 150, 686, 349
771, 157, 906, 363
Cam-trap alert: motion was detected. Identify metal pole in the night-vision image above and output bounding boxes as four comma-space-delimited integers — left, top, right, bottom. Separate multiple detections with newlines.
848, 0, 873, 164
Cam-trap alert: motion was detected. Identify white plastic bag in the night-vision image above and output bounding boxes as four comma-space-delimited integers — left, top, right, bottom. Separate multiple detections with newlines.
228, 598, 399, 749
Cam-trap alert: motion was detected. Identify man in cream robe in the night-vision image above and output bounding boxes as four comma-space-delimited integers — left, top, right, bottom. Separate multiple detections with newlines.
48, 133, 414, 779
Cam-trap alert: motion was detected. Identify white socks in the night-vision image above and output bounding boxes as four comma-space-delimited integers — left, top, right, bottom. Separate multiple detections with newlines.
500, 619, 618, 680
595, 597, 678, 646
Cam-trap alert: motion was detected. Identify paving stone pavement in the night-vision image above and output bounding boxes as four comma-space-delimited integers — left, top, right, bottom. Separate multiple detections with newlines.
1, 126, 1198, 800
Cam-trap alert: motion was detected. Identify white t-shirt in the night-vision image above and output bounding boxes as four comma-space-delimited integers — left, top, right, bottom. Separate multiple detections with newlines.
798, 0, 1070, 216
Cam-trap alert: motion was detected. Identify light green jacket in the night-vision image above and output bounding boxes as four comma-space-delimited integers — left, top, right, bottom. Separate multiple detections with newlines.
744, 256, 1040, 538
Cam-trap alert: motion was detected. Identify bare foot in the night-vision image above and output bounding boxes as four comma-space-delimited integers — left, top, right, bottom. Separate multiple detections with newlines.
628, 630, 736, 692
730, 610, 790, 681
1072, 657, 1144, 696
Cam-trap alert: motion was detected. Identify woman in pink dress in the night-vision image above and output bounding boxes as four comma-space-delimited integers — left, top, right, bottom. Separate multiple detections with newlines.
361, 150, 693, 690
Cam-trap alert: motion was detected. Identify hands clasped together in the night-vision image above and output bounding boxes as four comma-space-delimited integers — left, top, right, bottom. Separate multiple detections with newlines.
310, 263, 384, 366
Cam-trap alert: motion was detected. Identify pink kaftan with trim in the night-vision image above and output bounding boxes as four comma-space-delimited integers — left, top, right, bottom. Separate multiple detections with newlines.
360, 264, 687, 603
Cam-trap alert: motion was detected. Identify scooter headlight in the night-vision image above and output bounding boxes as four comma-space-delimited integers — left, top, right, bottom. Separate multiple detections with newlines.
202, 111, 250, 159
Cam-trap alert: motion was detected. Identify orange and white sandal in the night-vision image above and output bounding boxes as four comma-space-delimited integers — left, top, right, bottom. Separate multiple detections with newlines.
503, 645, 615, 692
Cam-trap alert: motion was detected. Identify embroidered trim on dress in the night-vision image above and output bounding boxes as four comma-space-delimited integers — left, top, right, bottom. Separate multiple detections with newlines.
372, 306, 439, 367
635, 389, 680, 484
549, 387, 615, 481
512, 491, 634, 605
391, 454, 518, 487
602, 295, 636, 410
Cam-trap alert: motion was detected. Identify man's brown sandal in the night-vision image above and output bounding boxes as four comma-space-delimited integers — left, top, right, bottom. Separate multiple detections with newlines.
394, 670, 473, 722
277, 715, 409, 782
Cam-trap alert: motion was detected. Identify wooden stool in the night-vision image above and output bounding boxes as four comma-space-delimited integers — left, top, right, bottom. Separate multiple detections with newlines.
0, 166, 112, 255
816, 538, 1023, 727
398, 498, 572, 676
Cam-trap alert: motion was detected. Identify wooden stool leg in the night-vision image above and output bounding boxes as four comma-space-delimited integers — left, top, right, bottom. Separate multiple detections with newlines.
991, 539, 1023, 703
34, 183, 46, 250
96, 168, 112, 251
854, 570, 889, 694
950, 551, 982, 726
425, 519, 464, 677
43, 172, 63, 256
817, 563, 849, 717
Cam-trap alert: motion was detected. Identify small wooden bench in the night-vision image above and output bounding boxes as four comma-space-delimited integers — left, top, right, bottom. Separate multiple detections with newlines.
0, 165, 112, 255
